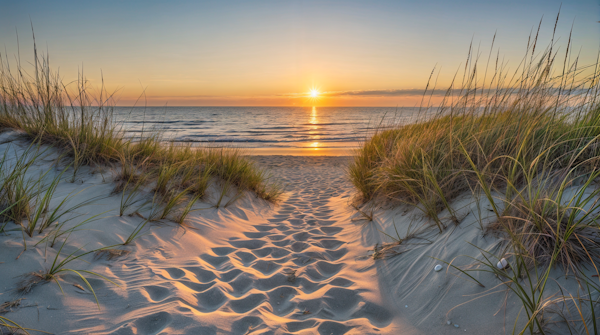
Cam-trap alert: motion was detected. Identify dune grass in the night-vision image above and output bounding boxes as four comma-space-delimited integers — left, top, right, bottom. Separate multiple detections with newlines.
0, 36, 283, 334
350, 18, 600, 230
19, 233, 120, 310
352, 18, 600, 334
0, 316, 30, 334
0, 41, 281, 210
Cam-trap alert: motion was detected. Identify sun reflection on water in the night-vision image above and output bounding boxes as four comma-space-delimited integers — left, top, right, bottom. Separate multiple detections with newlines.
310, 106, 317, 125
310, 107, 319, 150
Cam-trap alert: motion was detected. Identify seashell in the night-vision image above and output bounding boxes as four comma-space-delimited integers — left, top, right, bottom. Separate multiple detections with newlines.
497, 258, 508, 269
434, 264, 443, 272
454, 324, 460, 328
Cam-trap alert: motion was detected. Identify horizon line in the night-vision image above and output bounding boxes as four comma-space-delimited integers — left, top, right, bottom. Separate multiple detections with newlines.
111, 105, 424, 108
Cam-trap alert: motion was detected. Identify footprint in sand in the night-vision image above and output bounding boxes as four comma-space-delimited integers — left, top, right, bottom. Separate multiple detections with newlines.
154, 157, 396, 334
104, 157, 395, 335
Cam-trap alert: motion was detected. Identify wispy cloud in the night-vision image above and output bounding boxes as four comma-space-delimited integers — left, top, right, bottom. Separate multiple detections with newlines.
280, 88, 457, 98
312, 87, 587, 97
324, 89, 436, 97
137, 87, 588, 104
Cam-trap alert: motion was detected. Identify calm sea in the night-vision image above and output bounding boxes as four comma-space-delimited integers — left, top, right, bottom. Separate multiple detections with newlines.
113, 106, 422, 155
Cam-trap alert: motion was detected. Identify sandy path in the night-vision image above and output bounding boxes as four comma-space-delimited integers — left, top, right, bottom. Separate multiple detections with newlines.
3, 137, 579, 335
87, 156, 402, 334
236, 156, 401, 334
0, 154, 406, 335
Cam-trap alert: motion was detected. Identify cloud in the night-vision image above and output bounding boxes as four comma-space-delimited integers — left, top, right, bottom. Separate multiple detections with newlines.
276, 88, 441, 98
319, 87, 588, 97
277, 88, 467, 97
323, 89, 437, 97
138, 86, 588, 103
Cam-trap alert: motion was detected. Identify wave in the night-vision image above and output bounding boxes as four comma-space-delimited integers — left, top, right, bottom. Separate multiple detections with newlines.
124, 120, 216, 124
113, 106, 410, 149
174, 136, 362, 143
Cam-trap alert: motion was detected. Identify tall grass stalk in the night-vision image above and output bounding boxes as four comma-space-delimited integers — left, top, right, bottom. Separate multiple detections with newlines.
349, 17, 600, 231
21, 232, 119, 309
37, 208, 107, 248
0, 316, 30, 334
119, 176, 146, 217
37, 187, 100, 235
0, 36, 280, 204
25, 167, 66, 236
354, 16, 600, 334
123, 218, 152, 245
174, 193, 203, 225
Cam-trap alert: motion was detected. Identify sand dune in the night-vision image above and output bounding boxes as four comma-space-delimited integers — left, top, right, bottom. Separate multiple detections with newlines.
1, 133, 588, 334
0, 137, 407, 334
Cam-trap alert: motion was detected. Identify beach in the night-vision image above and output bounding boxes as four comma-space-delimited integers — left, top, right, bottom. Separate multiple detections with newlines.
0, 133, 504, 335
0, 124, 597, 334
1, 2, 598, 333
0, 133, 404, 335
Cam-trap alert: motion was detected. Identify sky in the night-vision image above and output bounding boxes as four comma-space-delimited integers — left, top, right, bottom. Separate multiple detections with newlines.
1, 0, 599, 106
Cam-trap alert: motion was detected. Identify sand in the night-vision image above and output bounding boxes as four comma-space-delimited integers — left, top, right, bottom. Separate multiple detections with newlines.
0, 133, 404, 335
0, 131, 590, 334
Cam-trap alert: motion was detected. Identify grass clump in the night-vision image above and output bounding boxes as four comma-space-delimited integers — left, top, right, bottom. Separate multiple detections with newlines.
19, 233, 119, 309
350, 20, 600, 232
0, 37, 281, 210
354, 16, 600, 334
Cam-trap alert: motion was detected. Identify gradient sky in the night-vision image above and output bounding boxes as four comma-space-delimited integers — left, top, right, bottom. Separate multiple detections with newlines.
1, 0, 599, 106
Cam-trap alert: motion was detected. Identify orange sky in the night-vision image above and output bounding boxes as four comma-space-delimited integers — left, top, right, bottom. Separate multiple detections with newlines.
2, 1, 598, 106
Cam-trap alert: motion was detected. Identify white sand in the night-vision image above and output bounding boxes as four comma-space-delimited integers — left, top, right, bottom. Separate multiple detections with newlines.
0, 132, 590, 334
358, 185, 595, 334
0, 135, 406, 334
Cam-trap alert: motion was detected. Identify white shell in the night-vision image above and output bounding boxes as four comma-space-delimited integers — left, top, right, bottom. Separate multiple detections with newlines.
497, 258, 508, 269
434, 264, 443, 272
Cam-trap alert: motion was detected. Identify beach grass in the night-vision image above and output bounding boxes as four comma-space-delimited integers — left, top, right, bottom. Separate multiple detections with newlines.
19, 233, 120, 310
0, 41, 281, 209
0, 39, 283, 332
0, 315, 30, 334
352, 18, 600, 334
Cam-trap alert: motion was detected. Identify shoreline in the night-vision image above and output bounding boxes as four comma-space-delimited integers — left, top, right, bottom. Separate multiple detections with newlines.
246, 147, 355, 157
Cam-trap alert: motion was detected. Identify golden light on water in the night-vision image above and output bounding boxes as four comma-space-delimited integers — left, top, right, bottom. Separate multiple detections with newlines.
309, 107, 319, 150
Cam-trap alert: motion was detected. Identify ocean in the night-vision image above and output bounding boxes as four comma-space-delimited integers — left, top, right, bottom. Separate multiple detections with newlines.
113, 106, 422, 155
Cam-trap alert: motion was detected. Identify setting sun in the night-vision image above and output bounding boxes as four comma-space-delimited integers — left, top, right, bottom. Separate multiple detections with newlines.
1, 2, 597, 334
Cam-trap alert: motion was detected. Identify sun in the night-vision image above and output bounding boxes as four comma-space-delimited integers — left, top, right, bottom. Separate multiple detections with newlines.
309, 89, 319, 98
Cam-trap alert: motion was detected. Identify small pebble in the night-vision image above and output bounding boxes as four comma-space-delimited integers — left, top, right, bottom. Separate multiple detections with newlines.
405, 305, 408, 308
454, 324, 459, 328
434, 264, 443, 272
497, 258, 508, 269
446, 321, 451, 325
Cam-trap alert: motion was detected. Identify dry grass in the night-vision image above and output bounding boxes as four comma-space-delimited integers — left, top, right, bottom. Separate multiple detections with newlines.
353, 16, 600, 334
0, 299, 24, 314
0, 39, 281, 210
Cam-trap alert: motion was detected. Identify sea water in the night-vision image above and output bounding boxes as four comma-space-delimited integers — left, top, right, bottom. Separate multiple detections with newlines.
113, 106, 422, 155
